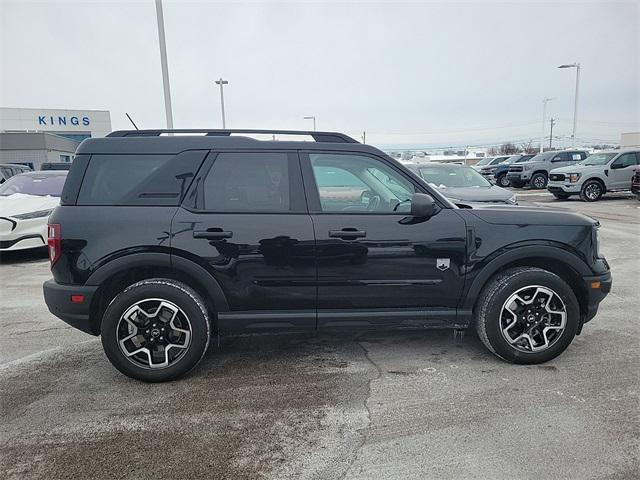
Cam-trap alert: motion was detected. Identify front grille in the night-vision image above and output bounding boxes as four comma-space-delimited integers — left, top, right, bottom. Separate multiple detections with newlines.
509, 166, 523, 172
549, 173, 565, 181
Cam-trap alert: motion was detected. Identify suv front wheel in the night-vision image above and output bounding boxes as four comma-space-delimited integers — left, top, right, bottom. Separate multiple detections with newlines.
475, 267, 579, 364
580, 180, 604, 202
101, 278, 211, 382
531, 173, 548, 189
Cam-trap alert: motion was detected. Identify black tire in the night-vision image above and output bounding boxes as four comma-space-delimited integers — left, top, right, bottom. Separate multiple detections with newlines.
580, 180, 603, 202
531, 173, 548, 189
496, 174, 510, 187
552, 192, 571, 200
101, 278, 211, 382
510, 180, 524, 188
475, 267, 579, 364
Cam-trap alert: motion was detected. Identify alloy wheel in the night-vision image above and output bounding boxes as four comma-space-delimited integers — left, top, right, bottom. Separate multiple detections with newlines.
117, 298, 192, 369
584, 183, 601, 201
499, 285, 567, 353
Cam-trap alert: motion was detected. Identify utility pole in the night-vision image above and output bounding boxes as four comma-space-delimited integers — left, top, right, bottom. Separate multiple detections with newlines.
215, 78, 228, 128
304, 116, 316, 131
361, 131, 366, 144
540, 97, 554, 153
558, 63, 581, 147
155, 0, 173, 129
549, 118, 556, 150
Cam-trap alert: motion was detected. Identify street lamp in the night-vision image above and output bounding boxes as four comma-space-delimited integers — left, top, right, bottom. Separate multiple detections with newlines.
558, 63, 581, 147
304, 116, 316, 131
540, 97, 555, 152
215, 78, 228, 128
155, 0, 173, 129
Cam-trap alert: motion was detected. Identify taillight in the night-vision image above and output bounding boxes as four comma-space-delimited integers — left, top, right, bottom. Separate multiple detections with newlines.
47, 223, 61, 266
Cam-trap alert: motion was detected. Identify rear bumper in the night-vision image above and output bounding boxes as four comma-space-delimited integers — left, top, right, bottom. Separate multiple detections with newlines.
43, 279, 99, 335
582, 270, 612, 324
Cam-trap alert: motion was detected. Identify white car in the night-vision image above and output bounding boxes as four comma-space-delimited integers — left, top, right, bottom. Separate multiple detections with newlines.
0, 171, 67, 251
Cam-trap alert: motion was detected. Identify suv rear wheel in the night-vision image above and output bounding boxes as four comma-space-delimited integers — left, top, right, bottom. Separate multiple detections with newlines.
580, 180, 603, 202
475, 267, 579, 364
531, 173, 548, 189
101, 278, 211, 382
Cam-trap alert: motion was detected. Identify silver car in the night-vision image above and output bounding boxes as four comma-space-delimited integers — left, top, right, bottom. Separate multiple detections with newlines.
406, 162, 517, 205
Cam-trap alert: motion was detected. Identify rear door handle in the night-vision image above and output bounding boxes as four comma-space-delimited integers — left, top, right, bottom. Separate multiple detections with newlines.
329, 228, 366, 239
193, 229, 233, 239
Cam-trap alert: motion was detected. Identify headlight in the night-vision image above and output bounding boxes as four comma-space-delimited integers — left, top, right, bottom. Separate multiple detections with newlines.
568, 173, 581, 183
506, 195, 517, 205
12, 209, 53, 220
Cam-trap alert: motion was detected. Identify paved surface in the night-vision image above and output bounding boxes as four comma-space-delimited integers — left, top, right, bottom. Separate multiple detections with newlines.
1, 192, 638, 479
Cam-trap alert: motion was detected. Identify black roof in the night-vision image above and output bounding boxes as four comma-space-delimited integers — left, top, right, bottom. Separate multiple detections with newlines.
77, 129, 383, 155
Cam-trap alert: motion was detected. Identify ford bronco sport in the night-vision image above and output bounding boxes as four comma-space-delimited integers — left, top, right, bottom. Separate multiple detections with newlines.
43, 129, 612, 382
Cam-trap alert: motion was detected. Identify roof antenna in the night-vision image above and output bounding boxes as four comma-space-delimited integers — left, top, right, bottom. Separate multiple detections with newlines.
125, 113, 139, 130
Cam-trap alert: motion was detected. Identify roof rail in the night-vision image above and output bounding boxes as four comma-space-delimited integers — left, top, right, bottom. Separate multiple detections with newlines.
106, 129, 359, 143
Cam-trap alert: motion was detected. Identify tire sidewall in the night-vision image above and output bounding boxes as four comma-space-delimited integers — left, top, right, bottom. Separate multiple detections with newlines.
101, 280, 210, 382
481, 270, 579, 364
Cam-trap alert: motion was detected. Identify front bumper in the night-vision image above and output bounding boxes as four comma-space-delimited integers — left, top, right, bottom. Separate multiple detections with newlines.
507, 172, 530, 183
547, 181, 582, 194
0, 217, 47, 251
581, 270, 612, 325
43, 279, 99, 335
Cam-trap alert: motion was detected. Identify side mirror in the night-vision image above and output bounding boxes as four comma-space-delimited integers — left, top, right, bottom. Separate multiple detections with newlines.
410, 193, 437, 218
610, 162, 622, 170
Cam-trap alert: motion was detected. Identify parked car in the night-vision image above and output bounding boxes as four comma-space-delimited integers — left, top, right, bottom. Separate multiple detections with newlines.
43, 129, 611, 382
492, 154, 536, 187
406, 162, 517, 205
475, 155, 511, 178
41, 162, 72, 171
0, 163, 32, 184
632, 168, 640, 201
548, 150, 640, 201
0, 171, 68, 251
507, 150, 588, 189
471, 156, 505, 171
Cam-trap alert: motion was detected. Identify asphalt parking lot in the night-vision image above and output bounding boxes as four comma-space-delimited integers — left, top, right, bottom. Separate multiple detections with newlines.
1, 191, 638, 480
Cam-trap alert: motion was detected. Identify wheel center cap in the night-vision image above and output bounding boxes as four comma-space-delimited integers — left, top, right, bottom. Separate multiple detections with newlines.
151, 328, 161, 337
527, 314, 536, 322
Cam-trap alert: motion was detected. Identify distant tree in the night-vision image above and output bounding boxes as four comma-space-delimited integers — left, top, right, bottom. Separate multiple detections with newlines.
487, 146, 499, 156
520, 140, 538, 154
498, 142, 519, 154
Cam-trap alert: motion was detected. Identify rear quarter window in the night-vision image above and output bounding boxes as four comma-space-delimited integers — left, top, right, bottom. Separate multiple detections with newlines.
77, 151, 207, 206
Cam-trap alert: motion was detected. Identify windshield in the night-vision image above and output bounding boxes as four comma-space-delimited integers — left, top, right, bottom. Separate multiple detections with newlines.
419, 165, 491, 188
503, 155, 521, 164
474, 157, 494, 166
580, 153, 617, 166
0, 174, 67, 197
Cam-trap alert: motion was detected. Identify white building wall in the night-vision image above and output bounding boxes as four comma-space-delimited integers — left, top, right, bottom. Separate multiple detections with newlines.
0, 108, 112, 137
620, 132, 640, 148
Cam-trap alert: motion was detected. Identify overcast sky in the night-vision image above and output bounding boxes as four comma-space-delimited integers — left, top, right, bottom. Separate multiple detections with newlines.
1, 0, 638, 148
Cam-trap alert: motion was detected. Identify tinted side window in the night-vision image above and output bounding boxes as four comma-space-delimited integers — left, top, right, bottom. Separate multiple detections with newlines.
77, 151, 206, 206
201, 152, 291, 212
612, 153, 637, 168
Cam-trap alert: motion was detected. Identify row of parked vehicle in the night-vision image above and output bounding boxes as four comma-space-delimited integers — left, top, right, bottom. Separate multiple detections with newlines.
474, 149, 640, 202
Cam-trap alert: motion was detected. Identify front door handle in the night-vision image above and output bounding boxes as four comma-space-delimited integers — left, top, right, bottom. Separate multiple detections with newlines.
193, 229, 233, 239
329, 228, 366, 239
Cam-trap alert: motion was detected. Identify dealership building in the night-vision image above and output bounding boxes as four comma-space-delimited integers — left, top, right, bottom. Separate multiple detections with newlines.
0, 108, 112, 170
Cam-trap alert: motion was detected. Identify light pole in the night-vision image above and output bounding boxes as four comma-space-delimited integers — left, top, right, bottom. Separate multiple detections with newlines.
155, 0, 173, 129
215, 78, 228, 128
558, 63, 581, 147
304, 116, 316, 131
540, 97, 555, 152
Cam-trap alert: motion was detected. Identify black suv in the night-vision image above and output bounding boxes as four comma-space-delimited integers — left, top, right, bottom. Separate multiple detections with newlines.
43, 129, 612, 382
